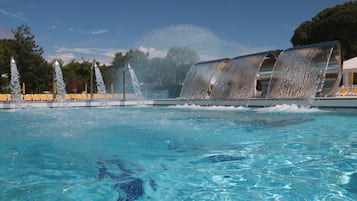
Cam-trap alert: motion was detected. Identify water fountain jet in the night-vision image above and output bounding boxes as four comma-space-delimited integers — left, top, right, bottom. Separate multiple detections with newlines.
10, 57, 21, 102
93, 61, 107, 96
127, 64, 144, 100
53, 60, 66, 101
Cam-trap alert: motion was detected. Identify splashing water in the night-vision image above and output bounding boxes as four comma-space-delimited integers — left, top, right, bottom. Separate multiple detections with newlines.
94, 63, 106, 95
139, 24, 262, 60
10, 57, 21, 102
128, 64, 144, 100
54, 60, 66, 100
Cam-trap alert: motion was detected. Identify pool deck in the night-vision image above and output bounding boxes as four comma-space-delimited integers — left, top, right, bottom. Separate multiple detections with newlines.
1, 96, 357, 109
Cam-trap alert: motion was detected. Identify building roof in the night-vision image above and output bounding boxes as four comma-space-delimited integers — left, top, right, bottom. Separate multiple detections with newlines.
343, 56, 357, 73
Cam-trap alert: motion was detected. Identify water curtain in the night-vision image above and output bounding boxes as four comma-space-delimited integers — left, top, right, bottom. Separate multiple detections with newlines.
180, 41, 342, 100
267, 41, 342, 98
210, 52, 276, 99
179, 58, 229, 100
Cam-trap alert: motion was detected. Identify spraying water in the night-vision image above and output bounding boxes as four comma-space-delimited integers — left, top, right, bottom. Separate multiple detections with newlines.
93, 62, 106, 95
54, 60, 66, 100
10, 57, 21, 102
139, 24, 263, 61
127, 64, 144, 100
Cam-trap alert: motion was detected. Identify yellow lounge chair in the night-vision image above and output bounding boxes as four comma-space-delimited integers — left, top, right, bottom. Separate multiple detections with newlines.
340, 87, 349, 96
47, 94, 54, 101
40, 94, 49, 101
0, 94, 7, 101
65, 94, 72, 100
93, 93, 104, 99
32, 94, 41, 101
75, 94, 87, 100
23, 94, 33, 101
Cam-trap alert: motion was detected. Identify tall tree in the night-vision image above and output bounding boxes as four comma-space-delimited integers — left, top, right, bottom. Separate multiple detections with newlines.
291, 1, 357, 59
0, 39, 16, 92
11, 25, 51, 93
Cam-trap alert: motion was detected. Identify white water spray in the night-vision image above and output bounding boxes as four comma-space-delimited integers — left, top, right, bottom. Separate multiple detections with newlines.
128, 64, 144, 100
94, 62, 106, 95
54, 60, 66, 100
10, 57, 21, 102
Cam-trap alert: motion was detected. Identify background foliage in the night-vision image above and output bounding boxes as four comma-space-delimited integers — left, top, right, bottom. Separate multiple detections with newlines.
291, 1, 357, 59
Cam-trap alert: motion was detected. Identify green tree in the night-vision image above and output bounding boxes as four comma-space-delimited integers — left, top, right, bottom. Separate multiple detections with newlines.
291, 1, 357, 59
0, 25, 52, 93
62, 60, 94, 93
0, 39, 16, 92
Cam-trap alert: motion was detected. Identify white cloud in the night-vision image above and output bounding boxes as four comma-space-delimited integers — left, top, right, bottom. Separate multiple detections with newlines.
48, 47, 127, 65
46, 52, 76, 63
139, 24, 274, 61
91, 29, 108, 35
0, 8, 28, 21
138, 46, 167, 58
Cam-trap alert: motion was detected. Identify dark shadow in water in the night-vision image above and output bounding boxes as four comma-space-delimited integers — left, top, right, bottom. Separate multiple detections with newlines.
96, 159, 157, 201
189, 154, 246, 165
346, 172, 357, 194
204, 154, 246, 163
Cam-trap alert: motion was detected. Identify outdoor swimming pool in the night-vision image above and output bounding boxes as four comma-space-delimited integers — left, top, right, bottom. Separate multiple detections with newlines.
0, 105, 356, 200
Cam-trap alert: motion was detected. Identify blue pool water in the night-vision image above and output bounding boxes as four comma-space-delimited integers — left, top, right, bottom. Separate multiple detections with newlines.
0, 105, 356, 200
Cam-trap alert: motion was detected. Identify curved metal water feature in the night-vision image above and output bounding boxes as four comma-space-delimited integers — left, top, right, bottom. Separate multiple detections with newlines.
267, 41, 342, 98
180, 41, 342, 102
179, 58, 229, 100
210, 51, 278, 99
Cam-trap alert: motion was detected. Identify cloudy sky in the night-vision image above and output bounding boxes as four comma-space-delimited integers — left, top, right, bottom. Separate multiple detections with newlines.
0, 0, 351, 64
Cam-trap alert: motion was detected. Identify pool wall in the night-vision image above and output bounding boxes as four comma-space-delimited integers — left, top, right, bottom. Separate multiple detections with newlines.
1, 97, 357, 109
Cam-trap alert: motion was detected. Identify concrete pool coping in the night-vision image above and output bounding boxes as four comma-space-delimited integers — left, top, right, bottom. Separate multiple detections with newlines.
1, 96, 357, 109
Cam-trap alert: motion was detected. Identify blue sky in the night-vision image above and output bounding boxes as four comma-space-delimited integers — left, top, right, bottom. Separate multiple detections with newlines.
0, 0, 352, 64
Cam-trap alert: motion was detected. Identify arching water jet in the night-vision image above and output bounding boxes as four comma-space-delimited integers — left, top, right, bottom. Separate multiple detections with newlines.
10, 57, 21, 103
